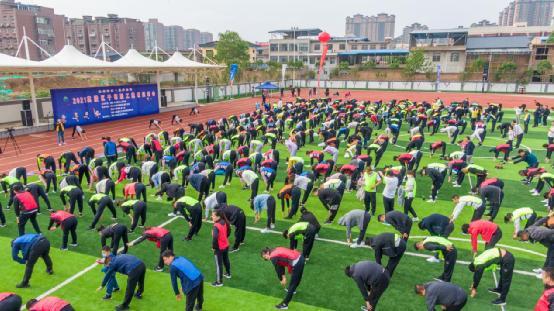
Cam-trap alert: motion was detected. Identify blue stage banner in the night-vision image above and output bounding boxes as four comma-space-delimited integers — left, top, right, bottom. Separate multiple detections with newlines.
50, 84, 159, 127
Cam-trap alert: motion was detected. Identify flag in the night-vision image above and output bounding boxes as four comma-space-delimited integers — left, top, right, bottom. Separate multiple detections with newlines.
229, 64, 238, 86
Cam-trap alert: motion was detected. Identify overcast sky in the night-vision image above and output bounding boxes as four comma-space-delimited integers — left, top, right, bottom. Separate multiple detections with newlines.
27, 0, 509, 41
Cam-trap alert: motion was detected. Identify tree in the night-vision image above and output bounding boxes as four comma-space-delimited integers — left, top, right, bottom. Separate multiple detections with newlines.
215, 31, 250, 68
536, 60, 553, 75
403, 49, 430, 80
494, 61, 517, 82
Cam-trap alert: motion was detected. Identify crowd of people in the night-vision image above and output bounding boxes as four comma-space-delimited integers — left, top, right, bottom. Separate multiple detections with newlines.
1, 93, 554, 311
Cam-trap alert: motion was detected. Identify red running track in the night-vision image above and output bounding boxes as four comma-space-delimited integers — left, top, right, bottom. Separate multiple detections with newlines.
1, 89, 552, 174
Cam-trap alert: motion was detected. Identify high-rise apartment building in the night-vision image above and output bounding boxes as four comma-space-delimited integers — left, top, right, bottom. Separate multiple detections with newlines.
0, 0, 65, 60
345, 13, 395, 41
164, 25, 185, 51
499, 0, 554, 26
144, 18, 165, 51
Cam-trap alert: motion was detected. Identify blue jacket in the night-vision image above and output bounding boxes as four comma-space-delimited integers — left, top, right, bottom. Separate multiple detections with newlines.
12, 234, 41, 264
104, 141, 117, 157
170, 256, 203, 295
102, 254, 142, 287
188, 174, 204, 191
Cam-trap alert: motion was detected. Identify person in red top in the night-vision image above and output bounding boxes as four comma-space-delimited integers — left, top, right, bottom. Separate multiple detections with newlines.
261, 247, 306, 310
211, 209, 231, 287
13, 185, 40, 236
0, 292, 22, 311
543, 143, 554, 162
26, 296, 74, 311
429, 141, 447, 159
535, 267, 554, 311
133, 227, 173, 272
313, 162, 331, 180
48, 210, 78, 250
306, 150, 324, 165
461, 220, 502, 254
123, 182, 147, 202
481, 178, 505, 189
489, 143, 512, 161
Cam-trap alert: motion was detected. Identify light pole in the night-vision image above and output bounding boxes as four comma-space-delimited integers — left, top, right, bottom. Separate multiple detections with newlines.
292, 26, 298, 85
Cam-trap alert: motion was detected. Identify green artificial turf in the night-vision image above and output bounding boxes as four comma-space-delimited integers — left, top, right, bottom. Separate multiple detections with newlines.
0, 110, 551, 310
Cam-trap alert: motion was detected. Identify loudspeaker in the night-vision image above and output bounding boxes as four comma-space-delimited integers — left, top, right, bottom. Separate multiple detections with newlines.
22, 99, 30, 110
20, 110, 33, 126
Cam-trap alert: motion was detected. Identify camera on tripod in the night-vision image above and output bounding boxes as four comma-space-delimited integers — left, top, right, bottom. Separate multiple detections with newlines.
0, 127, 21, 155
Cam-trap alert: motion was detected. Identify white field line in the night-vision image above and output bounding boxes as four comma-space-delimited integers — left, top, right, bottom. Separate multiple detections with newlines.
24, 216, 182, 310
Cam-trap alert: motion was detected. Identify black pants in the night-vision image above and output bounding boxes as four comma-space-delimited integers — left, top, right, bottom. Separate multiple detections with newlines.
383, 196, 395, 213
185, 207, 203, 240
445, 298, 467, 311
472, 205, 485, 221
0, 294, 22, 311
158, 234, 174, 268
385, 244, 405, 276
18, 212, 41, 236
250, 179, 259, 201
266, 196, 276, 228
403, 197, 416, 217
61, 217, 78, 248
214, 248, 231, 283
68, 195, 83, 214
290, 227, 316, 258
282, 256, 305, 305
367, 272, 390, 309
356, 213, 371, 244
90, 201, 117, 228
232, 212, 246, 249
130, 206, 147, 231
135, 184, 147, 202
45, 174, 57, 192
497, 252, 515, 301
185, 282, 204, 311
15, 168, 27, 185
301, 182, 313, 205
440, 248, 457, 282
485, 229, 502, 249
0, 202, 5, 225
364, 192, 377, 215
111, 229, 129, 255
22, 238, 52, 285
122, 263, 146, 308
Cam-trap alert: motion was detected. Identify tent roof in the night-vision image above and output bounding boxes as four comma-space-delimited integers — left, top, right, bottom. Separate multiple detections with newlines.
163, 52, 224, 69
39, 45, 117, 70
0, 45, 224, 72
255, 81, 279, 89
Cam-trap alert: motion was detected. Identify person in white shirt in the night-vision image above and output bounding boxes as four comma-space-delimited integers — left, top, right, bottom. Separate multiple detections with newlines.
450, 195, 484, 222
379, 170, 398, 213
511, 121, 524, 148
440, 125, 459, 144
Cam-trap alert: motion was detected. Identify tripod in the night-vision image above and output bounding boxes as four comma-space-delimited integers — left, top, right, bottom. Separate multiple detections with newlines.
1, 128, 22, 155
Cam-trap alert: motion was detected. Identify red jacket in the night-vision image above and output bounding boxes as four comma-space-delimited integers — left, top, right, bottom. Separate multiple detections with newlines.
50, 211, 74, 228
144, 227, 170, 248
397, 153, 413, 164
213, 221, 229, 250
468, 220, 498, 252
29, 297, 70, 311
535, 287, 554, 311
0, 292, 15, 302
15, 192, 38, 212
270, 247, 301, 274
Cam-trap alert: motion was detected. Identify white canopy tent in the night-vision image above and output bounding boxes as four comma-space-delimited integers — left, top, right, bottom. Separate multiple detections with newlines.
0, 44, 224, 125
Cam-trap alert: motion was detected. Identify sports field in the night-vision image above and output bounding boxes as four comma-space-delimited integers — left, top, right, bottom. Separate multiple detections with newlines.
0, 93, 552, 310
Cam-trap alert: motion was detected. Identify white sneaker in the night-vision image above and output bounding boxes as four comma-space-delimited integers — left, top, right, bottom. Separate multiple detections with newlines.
531, 191, 540, 196
426, 199, 436, 203
270, 224, 275, 229
533, 268, 544, 274
542, 199, 549, 203
426, 256, 441, 263
350, 243, 361, 248
167, 212, 176, 217
452, 184, 461, 188
412, 217, 420, 222
219, 185, 225, 189
260, 228, 270, 234
529, 189, 536, 193
156, 196, 162, 201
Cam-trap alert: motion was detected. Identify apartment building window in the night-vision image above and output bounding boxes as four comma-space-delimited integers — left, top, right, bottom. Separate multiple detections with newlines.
36, 17, 49, 24
351, 45, 358, 50
370, 44, 376, 49
536, 47, 549, 60
362, 44, 368, 50
327, 44, 333, 50
279, 44, 288, 51
299, 43, 309, 52
314, 44, 320, 51
270, 56, 278, 62
339, 44, 345, 50
450, 52, 460, 62
432, 53, 441, 62
270, 44, 278, 52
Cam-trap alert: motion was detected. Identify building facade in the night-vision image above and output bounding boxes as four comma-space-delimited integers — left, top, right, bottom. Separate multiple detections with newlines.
65, 14, 145, 56
499, 0, 554, 27
164, 25, 185, 51
144, 18, 165, 51
0, 0, 65, 60
345, 13, 395, 41
409, 28, 468, 74
395, 22, 428, 46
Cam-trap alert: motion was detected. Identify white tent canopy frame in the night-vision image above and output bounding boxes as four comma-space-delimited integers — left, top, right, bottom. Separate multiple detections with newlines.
0, 31, 224, 125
